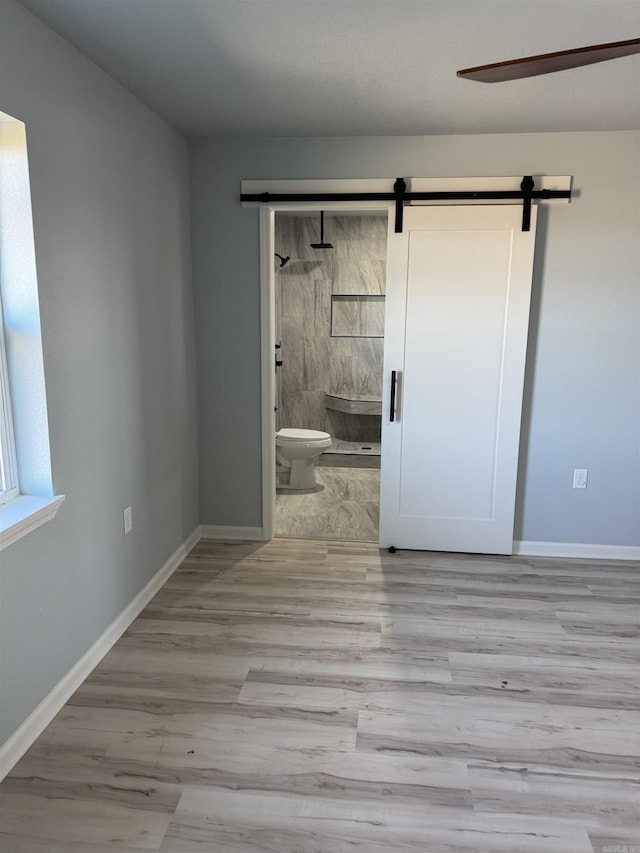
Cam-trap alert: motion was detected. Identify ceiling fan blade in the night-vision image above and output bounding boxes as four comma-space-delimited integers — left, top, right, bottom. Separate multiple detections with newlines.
457, 37, 640, 82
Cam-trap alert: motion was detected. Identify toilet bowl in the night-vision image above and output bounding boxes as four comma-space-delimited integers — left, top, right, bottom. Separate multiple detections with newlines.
276, 428, 332, 490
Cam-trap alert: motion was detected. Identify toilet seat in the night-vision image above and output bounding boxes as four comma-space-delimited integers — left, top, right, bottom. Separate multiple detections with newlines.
277, 428, 331, 442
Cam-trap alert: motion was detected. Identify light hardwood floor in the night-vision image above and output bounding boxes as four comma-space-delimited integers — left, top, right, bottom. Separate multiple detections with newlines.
0, 538, 638, 852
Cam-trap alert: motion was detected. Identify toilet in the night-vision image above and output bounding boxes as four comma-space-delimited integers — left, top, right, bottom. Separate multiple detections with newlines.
276, 428, 332, 489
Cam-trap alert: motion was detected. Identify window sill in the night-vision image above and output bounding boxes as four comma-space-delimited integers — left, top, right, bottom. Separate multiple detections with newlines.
0, 494, 65, 551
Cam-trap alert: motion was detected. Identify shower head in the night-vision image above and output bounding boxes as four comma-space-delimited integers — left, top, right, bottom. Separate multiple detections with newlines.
310, 211, 333, 250
275, 253, 290, 268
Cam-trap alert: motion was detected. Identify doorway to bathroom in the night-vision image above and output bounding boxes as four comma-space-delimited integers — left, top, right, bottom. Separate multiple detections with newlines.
273, 211, 387, 542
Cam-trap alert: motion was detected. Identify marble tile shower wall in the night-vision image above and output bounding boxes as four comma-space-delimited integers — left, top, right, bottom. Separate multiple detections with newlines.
275, 215, 387, 440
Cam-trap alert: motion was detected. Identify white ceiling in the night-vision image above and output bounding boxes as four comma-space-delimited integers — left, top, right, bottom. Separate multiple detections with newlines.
17, 0, 640, 138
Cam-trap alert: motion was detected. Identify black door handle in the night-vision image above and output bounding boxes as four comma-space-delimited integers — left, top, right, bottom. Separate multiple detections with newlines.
390, 370, 397, 422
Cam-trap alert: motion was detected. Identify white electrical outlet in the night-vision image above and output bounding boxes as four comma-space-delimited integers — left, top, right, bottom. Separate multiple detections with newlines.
123, 505, 133, 534
572, 469, 588, 489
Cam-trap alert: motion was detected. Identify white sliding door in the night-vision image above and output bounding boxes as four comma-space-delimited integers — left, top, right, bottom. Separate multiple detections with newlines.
380, 205, 537, 554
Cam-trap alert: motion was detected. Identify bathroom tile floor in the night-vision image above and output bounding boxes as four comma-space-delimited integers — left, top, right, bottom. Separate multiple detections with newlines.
276, 465, 380, 541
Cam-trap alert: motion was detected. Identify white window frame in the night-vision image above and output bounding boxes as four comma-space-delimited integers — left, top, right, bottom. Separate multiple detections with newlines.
0, 294, 19, 505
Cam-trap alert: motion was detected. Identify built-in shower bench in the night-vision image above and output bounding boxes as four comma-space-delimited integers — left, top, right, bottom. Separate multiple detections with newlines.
324, 394, 382, 416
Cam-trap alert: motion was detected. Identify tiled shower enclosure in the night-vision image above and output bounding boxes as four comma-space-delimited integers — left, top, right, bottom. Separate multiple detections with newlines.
275, 213, 387, 441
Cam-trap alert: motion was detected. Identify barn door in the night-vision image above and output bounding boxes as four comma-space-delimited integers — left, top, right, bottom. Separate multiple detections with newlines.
380, 204, 537, 554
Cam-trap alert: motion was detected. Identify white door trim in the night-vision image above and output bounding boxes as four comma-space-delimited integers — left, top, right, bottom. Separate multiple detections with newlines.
253, 177, 571, 542
259, 207, 276, 541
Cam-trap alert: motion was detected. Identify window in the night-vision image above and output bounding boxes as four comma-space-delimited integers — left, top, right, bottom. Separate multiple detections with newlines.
0, 112, 63, 549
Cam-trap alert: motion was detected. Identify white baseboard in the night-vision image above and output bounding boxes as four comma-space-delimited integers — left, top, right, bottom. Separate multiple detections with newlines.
200, 525, 266, 541
514, 540, 640, 561
0, 526, 201, 782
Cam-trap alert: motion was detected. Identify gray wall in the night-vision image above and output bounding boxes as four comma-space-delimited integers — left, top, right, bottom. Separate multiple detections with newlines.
191, 131, 639, 546
0, 0, 199, 746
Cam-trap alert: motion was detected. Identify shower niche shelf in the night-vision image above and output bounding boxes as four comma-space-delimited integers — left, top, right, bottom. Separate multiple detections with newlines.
325, 394, 382, 416
330, 294, 385, 338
